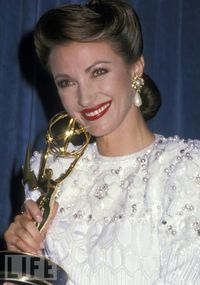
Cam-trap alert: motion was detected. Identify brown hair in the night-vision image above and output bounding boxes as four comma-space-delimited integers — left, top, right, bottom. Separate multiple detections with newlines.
34, 0, 161, 120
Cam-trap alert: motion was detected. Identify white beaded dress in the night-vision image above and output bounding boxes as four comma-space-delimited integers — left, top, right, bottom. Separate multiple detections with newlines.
26, 135, 200, 285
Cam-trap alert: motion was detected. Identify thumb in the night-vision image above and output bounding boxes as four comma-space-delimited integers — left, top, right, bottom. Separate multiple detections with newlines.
40, 202, 59, 237
24, 200, 43, 223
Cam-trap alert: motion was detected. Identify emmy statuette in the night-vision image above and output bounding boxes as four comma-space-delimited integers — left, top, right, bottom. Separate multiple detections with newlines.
0, 112, 91, 285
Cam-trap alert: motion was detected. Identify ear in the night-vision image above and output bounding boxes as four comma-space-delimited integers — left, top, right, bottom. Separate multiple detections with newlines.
131, 56, 145, 77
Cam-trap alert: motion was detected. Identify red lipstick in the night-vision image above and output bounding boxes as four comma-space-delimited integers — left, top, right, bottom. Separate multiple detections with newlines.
81, 100, 112, 121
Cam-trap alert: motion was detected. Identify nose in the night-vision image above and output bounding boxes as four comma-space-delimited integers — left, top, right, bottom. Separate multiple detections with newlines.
77, 82, 96, 107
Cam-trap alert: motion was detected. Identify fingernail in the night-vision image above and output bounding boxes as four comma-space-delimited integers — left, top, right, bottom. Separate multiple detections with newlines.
36, 215, 43, 223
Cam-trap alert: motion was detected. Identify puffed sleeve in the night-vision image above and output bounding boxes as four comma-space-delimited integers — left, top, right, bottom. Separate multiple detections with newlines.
155, 139, 200, 284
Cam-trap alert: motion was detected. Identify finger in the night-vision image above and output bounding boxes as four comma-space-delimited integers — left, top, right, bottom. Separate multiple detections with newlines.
15, 215, 44, 247
7, 235, 42, 256
13, 238, 43, 255
5, 217, 44, 253
17, 228, 43, 251
6, 243, 21, 252
24, 200, 43, 223
4, 221, 21, 249
41, 202, 59, 237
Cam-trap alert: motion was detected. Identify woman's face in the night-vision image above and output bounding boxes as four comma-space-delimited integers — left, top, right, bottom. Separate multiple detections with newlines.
49, 41, 143, 137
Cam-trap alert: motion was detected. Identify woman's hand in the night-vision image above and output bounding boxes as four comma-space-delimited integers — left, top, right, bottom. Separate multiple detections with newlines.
4, 200, 58, 255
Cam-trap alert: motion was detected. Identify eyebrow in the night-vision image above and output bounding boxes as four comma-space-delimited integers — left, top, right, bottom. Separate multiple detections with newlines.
54, 60, 112, 80
85, 60, 112, 73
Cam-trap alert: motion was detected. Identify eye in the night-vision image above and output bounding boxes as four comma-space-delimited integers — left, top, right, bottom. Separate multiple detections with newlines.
92, 68, 108, 78
56, 78, 76, 88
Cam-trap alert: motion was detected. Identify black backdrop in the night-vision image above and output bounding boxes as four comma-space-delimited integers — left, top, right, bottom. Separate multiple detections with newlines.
0, 0, 200, 248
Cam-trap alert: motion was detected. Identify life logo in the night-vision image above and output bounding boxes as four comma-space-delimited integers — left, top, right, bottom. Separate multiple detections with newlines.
4, 254, 57, 281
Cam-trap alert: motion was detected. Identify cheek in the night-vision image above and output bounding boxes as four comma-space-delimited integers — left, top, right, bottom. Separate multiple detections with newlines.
111, 72, 132, 96
114, 81, 133, 105
58, 97, 82, 127
58, 92, 75, 110
58, 95, 82, 122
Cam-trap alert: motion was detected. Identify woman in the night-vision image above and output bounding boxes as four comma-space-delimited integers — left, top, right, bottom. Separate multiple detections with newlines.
4, 0, 200, 284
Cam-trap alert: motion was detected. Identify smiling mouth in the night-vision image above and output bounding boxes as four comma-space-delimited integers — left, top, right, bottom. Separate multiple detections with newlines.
81, 100, 112, 121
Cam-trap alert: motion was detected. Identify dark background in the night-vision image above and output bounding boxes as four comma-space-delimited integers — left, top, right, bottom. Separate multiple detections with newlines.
0, 0, 200, 248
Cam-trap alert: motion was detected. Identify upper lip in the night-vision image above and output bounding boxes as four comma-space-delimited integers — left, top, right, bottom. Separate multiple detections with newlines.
81, 100, 112, 114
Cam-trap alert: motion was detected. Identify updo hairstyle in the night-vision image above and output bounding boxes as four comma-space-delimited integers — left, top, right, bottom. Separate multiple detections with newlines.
34, 0, 161, 120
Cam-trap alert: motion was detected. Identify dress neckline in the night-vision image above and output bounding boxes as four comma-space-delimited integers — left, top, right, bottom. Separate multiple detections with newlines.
92, 134, 162, 162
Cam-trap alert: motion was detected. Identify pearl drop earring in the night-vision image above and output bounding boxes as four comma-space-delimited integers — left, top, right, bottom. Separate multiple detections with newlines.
131, 75, 144, 107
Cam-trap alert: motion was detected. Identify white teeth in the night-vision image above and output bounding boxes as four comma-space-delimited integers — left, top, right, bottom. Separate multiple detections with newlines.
84, 102, 110, 117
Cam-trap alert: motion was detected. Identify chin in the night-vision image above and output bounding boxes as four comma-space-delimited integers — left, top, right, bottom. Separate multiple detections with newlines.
87, 126, 112, 138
